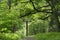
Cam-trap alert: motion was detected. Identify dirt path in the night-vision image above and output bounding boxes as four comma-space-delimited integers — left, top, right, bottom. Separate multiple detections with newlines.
23, 36, 35, 40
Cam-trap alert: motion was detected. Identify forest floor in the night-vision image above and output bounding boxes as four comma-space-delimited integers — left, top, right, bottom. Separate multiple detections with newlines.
22, 36, 35, 40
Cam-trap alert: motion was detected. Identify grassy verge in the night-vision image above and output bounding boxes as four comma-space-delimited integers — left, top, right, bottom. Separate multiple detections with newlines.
35, 32, 60, 40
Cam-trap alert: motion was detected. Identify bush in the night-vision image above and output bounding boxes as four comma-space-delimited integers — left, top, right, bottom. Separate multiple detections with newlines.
29, 20, 47, 35
0, 33, 21, 40
35, 32, 60, 40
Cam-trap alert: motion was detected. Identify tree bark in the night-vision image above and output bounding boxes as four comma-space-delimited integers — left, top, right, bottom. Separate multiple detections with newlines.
26, 21, 29, 36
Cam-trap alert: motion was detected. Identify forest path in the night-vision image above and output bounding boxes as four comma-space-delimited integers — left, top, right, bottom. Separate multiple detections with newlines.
23, 36, 35, 40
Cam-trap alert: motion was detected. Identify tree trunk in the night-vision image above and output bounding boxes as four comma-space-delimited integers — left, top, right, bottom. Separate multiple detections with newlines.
26, 21, 29, 36
53, 13, 60, 32
46, 0, 60, 32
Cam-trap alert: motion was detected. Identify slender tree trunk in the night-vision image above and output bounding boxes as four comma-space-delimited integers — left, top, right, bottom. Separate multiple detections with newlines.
26, 21, 29, 36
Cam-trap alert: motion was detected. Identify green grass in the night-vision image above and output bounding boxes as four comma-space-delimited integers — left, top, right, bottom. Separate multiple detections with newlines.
35, 32, 60, 40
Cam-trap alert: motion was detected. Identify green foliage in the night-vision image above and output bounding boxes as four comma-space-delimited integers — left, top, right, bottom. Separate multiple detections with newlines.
29, 20, 49, 35
0, 0, 24, 33
0, 0, 60, 40
35, 32, 60, 40
0, 33, 21, 40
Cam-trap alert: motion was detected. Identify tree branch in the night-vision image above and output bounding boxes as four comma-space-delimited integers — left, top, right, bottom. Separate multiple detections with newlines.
20, 9, 52, 18
30, 0, 40, 12
19, 0, 52, 18
38, 15, 52, 20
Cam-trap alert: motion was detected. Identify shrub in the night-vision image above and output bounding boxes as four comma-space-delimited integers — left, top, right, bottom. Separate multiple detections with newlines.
29, 20, 47, 35
0, 33, 21, 40
35, 32, 60, 40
